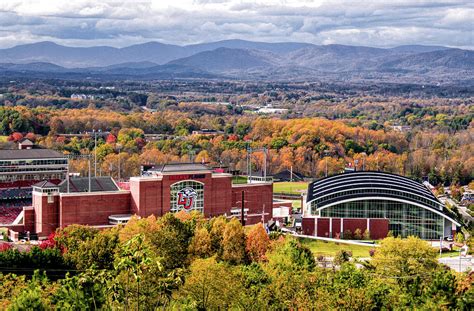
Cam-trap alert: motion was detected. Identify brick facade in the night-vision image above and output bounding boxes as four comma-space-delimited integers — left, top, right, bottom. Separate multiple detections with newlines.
13, 171, 273, 238
303, 217, 390, 240
59, 192, 130, 228
231, 183, 273, 225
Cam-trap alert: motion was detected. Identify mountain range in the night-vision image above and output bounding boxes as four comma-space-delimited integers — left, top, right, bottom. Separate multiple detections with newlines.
0, 40, 472, 83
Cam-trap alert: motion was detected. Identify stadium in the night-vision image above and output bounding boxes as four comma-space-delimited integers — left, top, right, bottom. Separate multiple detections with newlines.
0, 140, 68, 228
302, 171, 460, 240
2, 158, 273, 240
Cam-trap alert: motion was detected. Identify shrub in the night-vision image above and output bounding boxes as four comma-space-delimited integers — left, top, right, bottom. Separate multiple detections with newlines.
0, 243, 12, 252
363, 229, 371, 240
354, 229, 363, 240
455, 232, 464, 244
334, 250, 352, 265
268, 231, 283, 240
343, 230, 353, 240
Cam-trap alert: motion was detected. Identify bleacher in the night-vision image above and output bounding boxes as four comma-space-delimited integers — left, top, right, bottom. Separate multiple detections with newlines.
0, 199, 31, 224
0, 206, 23, 224
0, 188, 32, 200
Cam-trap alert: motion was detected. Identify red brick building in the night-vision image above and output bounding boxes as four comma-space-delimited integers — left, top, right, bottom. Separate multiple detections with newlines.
6, 163, 273, 239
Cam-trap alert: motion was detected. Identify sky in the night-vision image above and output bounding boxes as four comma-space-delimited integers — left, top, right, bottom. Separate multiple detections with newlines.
0, 0, 473, 49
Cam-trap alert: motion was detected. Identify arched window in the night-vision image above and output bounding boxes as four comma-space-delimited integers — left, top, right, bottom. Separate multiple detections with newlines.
170, 180, 204, 213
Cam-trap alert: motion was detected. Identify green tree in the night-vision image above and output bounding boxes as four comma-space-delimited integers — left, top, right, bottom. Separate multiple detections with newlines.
55, 225, 99, 267
150, 213, 193, 270
266, 237, 315, 272
178, 257, 244, 310
95, 143, 114, 162
52, 270, 109, 310
7, 287, 48, 311
371, 237, 439, 290
76, 228, 120, 270
209, 216, 227, 255
221, 218, 247, 265
422, 268, 458, 309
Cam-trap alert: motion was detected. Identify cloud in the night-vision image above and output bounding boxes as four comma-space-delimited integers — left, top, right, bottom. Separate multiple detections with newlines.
0, 0, 472, 49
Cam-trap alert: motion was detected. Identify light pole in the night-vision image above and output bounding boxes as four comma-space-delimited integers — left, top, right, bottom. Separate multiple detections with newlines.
323, 150, 331, 177
361, 152, 367, 171
117, 143, 122, 181
93, 129, 101, 177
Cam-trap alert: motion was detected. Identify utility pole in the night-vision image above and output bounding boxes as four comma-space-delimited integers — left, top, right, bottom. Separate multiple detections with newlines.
66, 158, 70, 193
88, 156, 91, 192
263, 147, 267, 179
248, 146, 252, 183
325, 157, 328, 177
66, 154, 92, 193
93, 129, 101, 177
93, 129, 97, 177
241, 191, 245, 226
323, 150, 331, 177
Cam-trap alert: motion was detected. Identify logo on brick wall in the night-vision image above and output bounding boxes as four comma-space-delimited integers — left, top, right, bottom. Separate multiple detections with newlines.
177, 187, 198, 211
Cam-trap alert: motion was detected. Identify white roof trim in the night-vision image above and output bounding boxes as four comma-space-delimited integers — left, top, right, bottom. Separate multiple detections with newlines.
309, 186, 443, 209
314, 196, 460, 227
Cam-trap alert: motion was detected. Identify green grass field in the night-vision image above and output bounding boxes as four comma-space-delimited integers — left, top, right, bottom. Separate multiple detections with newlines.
273, 182, 308, 194
291, 200, 302, 209
298, 237, 375, 258
232, 176, 248, 184
0, 136, 8, 143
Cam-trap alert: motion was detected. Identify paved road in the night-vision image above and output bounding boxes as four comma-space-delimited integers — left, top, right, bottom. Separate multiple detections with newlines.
439, 196, 473, 223
439, 256, 474, 273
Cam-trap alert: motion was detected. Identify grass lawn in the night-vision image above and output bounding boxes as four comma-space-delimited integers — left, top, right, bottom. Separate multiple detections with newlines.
439, 246, 463, 258
0, 136, 8, 143
292, 199, 302, 209
232, 176, 248, 184
273, 182, 308, 194
298, 237, 375, 258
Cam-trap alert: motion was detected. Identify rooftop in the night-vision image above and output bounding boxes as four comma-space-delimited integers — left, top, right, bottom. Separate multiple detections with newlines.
0, 148, 65, 160
145, 163, 212, 174
33, 180, 58, 188
58, 176, 119, 193
307, 171, 442, 209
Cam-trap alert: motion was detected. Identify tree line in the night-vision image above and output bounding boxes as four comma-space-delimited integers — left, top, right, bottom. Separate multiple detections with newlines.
0, 213, 473, 310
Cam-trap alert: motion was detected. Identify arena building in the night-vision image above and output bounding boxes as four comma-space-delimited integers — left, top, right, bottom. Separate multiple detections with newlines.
3, 163, 273, 239
302, 171, 460, 240
0, 142, 68, 226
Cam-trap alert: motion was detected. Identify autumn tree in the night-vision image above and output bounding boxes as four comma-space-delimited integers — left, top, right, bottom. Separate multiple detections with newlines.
209, 216, 227, 255
188, 227, 212, 259
246, 223, 270, 262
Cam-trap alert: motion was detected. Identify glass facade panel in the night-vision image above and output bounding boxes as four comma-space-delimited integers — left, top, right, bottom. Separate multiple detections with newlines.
314, 199, 444, 240
170, 180, 204, 213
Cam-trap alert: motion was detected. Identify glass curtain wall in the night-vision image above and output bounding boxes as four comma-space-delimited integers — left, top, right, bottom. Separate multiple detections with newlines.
315, 199, 444, 240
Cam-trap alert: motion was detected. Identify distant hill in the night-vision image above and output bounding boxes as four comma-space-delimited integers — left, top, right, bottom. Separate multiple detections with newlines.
0, 39, 312, 67
0, 40, 472, 83
168, 48, 278, 72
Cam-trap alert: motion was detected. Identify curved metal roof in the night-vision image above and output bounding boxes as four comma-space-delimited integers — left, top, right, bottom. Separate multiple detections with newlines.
307, 171, 441, 209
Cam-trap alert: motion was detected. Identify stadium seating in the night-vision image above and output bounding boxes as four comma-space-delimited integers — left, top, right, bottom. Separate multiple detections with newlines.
0, 188, 32, 200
